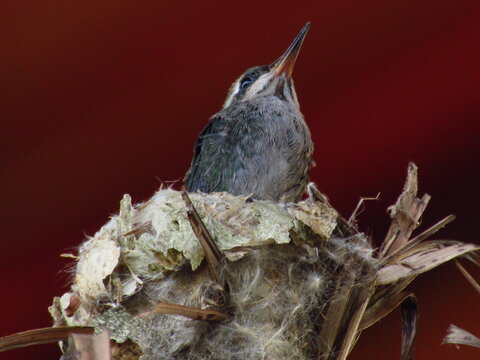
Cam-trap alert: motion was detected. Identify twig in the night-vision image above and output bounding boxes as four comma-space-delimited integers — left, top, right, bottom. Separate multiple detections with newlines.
348, 192, 381, 226
0, 326, 93, 353
455, 260, 480, 295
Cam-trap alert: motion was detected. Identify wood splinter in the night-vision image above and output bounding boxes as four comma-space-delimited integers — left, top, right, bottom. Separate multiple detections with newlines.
181, 188, 223, 286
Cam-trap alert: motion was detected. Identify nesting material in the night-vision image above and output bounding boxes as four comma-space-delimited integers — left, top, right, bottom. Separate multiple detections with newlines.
51, 189, 348, 359
44, 163, 479, 360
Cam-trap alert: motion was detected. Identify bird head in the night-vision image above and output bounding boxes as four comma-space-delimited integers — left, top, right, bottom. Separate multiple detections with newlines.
223, 22, 310, 109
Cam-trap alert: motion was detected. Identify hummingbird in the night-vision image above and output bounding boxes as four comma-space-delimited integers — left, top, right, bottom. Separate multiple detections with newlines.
184, 23, 313, 203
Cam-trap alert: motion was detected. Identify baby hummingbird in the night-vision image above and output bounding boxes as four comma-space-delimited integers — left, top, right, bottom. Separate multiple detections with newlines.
184, 23, 313, 202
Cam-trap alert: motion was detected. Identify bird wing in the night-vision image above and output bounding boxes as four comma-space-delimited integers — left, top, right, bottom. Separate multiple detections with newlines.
184, 116, 230, 192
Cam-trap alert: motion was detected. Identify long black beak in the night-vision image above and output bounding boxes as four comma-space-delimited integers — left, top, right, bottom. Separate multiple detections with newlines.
271, 22, 310, 78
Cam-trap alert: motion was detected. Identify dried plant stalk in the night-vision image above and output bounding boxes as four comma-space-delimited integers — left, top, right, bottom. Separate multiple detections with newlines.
0, 327, 93, 353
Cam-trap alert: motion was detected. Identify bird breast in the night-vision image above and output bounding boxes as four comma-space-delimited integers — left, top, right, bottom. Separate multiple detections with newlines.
218, 96, 313, 202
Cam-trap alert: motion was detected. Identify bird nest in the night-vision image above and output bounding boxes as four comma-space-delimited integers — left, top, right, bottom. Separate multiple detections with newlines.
1, 163, 478, 359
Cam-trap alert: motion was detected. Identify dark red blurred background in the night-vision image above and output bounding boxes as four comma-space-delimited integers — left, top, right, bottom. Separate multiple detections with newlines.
1, 1, 479, 359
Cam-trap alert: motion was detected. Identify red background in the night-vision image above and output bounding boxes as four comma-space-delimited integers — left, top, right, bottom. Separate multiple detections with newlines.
1, 1, 479, 359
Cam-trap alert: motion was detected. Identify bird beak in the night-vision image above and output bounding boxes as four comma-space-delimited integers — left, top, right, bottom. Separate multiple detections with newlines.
271, 22, 310, 78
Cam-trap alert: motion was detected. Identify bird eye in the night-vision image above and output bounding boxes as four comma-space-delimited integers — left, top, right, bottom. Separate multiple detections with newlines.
240, 77, 252, 89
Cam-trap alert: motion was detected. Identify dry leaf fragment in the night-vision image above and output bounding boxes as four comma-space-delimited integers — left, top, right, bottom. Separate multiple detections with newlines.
380, 215, 456, 267
443, 324, 480, 348
377, 242, 480, 284
400, 295, 418, 360
361, 291, 412, 330
380, 163, 431, 257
